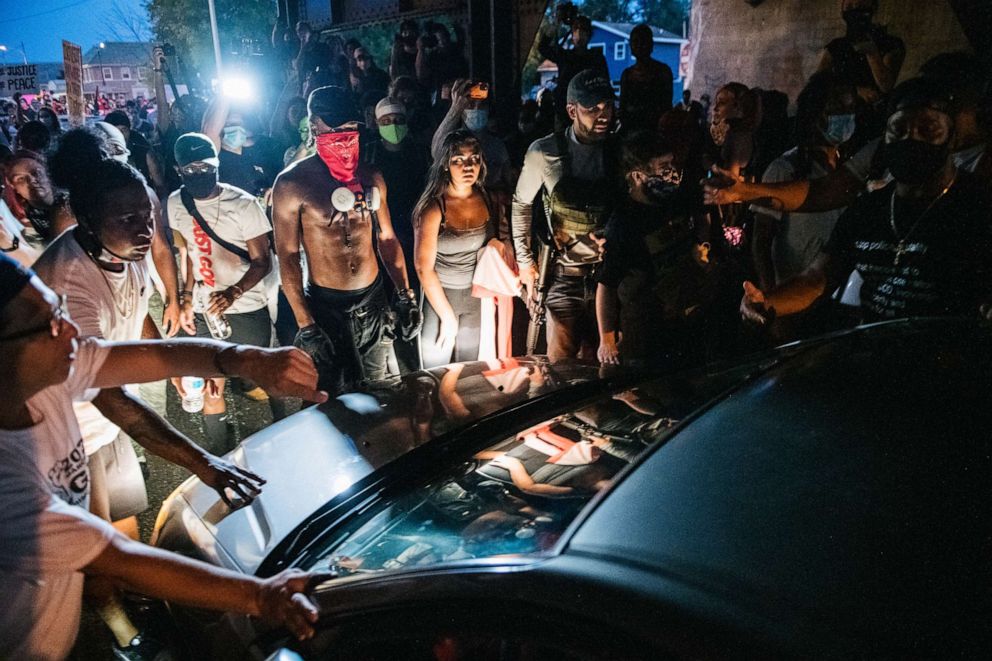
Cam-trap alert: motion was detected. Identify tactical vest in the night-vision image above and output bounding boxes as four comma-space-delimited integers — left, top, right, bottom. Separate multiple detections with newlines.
543, 132, 613, 265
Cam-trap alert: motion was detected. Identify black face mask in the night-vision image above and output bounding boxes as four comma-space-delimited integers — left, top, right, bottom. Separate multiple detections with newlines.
884, 139, 950, 187
843, 8, 873, 36
182, 171, 218, 199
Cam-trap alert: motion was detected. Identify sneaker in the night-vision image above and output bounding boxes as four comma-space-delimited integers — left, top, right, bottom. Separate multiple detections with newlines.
243, 386, 269, 402
113, 632, 173, 661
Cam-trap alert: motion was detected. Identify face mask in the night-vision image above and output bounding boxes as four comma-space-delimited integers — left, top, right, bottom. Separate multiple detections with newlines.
315, 130, 361, 183
842, 8, 873, 30
709, 120, 729, 146
182, 171, 219, 199
822, 113, 856, 145
463, 108, 489, 133
378, 122, 408, 145
884, 139, 950, 186
222, 126, 248, 150
643, 167, 683, 204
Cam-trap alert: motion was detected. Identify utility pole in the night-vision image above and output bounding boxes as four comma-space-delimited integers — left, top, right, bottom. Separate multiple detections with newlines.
207, 0, 223, 78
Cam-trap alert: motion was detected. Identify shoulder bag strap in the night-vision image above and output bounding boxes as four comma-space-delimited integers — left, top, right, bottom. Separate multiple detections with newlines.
180, 187, 250, 262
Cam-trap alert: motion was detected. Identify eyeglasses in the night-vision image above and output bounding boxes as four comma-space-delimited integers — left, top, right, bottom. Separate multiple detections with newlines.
0, 294, 69, 342
180, 163, 217, 176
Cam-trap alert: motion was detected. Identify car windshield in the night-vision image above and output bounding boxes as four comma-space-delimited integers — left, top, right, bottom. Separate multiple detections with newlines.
304, 356, 774, 576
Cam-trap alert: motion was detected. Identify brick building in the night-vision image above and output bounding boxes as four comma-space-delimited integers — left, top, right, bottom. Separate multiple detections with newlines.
81, 42, 154, 103
685, 0, 975, 107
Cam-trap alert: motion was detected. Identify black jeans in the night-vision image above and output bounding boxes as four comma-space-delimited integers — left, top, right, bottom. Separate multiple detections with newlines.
305, 275, 393, 393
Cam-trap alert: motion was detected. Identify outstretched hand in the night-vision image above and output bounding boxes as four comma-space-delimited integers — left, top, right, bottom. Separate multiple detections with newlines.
195, 454, 266, 507
449, 78, 473, 111
255, 569, 321, 641
740, 280, 773, 325
702, 166, 745, 206
221, 346, 328, 403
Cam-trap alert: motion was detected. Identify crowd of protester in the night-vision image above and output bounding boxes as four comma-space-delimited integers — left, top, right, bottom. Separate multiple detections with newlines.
3, 0, 992, 657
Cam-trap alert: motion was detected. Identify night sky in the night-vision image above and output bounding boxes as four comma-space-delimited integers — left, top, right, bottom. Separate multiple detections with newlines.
0, 0, 152, 64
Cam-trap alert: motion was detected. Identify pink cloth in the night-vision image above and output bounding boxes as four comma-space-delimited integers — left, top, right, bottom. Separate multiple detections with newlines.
472, 245, 520, 361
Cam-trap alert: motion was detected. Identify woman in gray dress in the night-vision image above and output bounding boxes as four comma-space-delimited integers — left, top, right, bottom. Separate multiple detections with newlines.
413, 130, 509, 367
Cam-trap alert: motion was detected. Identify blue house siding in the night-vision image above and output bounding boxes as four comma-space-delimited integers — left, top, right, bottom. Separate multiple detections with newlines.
589, 21, 686, 107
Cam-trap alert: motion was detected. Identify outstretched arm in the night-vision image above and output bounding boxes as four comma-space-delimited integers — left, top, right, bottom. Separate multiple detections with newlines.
201, 94, 232, 153
430, 79, 471, 161
740, 251, 840, 324
704, 165, 863, 213
87, 535, 319, 641
92, 387, 265, 505
93, 340, 326, 403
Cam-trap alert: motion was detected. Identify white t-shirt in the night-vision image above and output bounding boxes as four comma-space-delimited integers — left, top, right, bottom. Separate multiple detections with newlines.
167, 184, 273, 314
0, 338, 116, 659
6, 338, 111, 509
752, 148, 846, 284
33, 231, 150, 455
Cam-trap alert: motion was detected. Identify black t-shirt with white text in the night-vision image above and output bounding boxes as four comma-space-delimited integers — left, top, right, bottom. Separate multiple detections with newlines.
824, 172, 992, 321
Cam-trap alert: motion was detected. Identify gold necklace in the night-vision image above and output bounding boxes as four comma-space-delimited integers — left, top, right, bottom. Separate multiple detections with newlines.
888, 175, 957, 266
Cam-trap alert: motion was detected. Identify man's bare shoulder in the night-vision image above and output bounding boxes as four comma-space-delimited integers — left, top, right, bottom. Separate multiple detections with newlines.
275, 155, 325, 188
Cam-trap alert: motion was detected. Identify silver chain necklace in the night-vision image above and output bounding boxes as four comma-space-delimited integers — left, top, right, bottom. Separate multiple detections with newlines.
888, 176, 956, 266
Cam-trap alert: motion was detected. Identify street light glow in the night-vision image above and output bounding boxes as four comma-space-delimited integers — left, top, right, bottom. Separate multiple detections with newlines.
221, 76, 255, 101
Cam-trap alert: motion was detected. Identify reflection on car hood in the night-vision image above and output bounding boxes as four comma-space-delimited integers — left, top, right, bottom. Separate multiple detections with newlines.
164, 358, 601, 573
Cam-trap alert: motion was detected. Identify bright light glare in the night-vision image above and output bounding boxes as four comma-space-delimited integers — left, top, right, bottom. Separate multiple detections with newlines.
221, 76, 255, 101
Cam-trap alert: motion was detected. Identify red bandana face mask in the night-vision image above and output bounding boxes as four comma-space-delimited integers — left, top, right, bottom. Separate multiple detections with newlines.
315, 130, 360, 184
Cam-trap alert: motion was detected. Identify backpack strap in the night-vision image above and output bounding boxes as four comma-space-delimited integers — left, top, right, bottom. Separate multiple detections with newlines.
180, 187, 250, 262
554, 130, 572, 179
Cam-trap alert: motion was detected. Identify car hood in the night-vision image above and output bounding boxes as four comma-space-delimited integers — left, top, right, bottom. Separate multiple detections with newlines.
155, 358, 601, 573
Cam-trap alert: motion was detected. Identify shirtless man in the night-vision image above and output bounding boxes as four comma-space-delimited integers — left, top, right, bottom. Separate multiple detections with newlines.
273, 86, 421, 393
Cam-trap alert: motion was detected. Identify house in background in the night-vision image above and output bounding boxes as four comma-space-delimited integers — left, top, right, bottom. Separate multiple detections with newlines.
82, 42, 154, 104
536, 22, 689, 106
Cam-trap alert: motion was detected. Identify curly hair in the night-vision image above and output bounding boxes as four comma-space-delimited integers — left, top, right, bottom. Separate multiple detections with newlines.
48, 127, 146, 229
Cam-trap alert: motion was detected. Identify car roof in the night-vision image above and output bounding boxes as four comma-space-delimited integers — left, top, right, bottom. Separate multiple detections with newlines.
567, 319, 992, 654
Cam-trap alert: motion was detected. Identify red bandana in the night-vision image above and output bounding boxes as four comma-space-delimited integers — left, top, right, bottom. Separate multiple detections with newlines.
315, 131, 360, 184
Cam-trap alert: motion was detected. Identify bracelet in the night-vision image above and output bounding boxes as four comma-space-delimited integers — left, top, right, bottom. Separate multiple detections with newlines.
397, 287, 416, 301
228, 285, 244, 300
